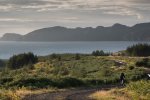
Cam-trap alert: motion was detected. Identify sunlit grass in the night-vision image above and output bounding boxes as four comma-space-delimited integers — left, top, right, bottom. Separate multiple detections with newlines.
0, 87, 59, 100
90, 80, 150, 100
89, 88, 130, 100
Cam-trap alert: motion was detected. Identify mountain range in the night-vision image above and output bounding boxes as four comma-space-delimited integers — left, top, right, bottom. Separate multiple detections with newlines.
1, 22, 150, 41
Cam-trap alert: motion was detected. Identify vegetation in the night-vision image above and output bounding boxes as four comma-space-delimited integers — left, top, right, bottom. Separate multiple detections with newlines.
0, 54, 147, 88
126, 43, 150, 57
7, 52, 38, 69
75, 53, 80, 60
127, 80, 150, 99
90, 80, 150, 100
0, 50, 149, 99
92, 50, 110, 56
0, 87, 58, 100
136, 58, 150, 68
0, 59, 6, 67
90, 88, 130, 100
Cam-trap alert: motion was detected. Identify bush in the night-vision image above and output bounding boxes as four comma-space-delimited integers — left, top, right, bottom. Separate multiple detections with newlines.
129, 66, 134, 70
75, 53, 80, 60
9, 77, 84, 89
56, 77, 84, 88
92, 50, 109, 56
101, 69, 112, 77
136, 58, 150, 68
0, 77, 13, 85
126, 43, 150, 57
7, 52, 38, 69
11, 78, 54, 89
51, 53, 57, 59
0, 59, 6, 67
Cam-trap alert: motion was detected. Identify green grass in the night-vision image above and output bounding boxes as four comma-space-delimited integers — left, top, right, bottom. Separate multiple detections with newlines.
0, 55, 147, 88
0, 54, 149, 99
127, 80, 150, 99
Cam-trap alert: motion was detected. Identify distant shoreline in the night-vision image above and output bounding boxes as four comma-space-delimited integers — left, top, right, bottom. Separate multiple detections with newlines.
0, 41, 149, 59
0, 40, 150, 42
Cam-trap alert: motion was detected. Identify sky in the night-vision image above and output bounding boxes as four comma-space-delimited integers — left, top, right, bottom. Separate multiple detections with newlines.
0, 0, 150, 36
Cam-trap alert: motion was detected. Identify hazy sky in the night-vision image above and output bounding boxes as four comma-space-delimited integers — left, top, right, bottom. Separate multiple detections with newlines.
0, 0, 150, 36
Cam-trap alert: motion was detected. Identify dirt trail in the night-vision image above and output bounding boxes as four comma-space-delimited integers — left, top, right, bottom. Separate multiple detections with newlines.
23, 85, 119, 100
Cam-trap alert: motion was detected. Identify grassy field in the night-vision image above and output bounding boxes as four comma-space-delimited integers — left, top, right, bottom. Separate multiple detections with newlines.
0, 54, 149, 99
90, 80, 150, 100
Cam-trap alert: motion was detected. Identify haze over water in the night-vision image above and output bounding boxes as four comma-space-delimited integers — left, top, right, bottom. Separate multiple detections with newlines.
0, 41, 149, 59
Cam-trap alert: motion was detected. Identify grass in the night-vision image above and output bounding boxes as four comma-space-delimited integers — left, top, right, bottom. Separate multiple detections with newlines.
0, 54, 149, 99
90, 80, 150, 100
0, 87, 60, 100
89, 88, 130, 100
127, 80, 150, 99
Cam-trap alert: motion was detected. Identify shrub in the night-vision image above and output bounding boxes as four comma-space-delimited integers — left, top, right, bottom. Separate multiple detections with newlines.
126, 43, 150, 57
75, 53, 80, 60
9, 77, 84, 89
10, 78, 54, 89
101, 69, 112, 77
51, 53, 57, 59
0, 59, 6, 67
92, 50, 109, 56
0, 77, 13, 85
136, 58, 150, 68
56, 77, 84, 88
57, 55, 61, 61
7, 52, 38, 69
129, 66, 134, 70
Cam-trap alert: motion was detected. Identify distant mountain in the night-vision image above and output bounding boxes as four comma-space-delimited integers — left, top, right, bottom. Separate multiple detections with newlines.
1, 22, 150, 41
0, 33, 22, 41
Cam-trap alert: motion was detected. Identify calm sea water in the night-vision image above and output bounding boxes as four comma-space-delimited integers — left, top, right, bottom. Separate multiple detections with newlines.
0, 41, 149, 59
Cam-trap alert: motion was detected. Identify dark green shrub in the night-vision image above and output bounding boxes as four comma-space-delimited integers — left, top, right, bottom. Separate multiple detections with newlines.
57, 55, 61, 61
56, 77, 84, 88
51, 53, 57, 59
11, 78, 54, 88
0, 77, 13, 85
0, 59, 6, 67
75, 53, 80, 60
126, 43, 150, 57
92, 50, 109, 56
101, 69, 112, 77
7, 52, 38, 69
136, 58, 150, 68
8, 77, 84, 89
129, 66, 134, 70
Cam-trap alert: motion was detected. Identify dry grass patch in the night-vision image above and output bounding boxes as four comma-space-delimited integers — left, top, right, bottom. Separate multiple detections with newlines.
89, 88, 131, 100
0, 87, 59, 100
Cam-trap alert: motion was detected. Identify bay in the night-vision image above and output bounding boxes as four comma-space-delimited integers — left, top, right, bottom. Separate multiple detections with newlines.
0, 41, 149, 59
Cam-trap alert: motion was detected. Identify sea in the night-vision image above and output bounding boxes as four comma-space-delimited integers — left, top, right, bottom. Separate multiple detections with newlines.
0, 41, 149, 59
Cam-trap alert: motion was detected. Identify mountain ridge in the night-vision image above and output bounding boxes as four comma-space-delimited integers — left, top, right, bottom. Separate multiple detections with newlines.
1, 22, 150, 41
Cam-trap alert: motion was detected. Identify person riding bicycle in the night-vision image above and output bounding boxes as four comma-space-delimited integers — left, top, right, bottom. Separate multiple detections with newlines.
120, 73, 125, 86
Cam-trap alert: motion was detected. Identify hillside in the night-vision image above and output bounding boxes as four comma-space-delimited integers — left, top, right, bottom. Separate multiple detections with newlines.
1, 22, 150, 41
0, 53, 149, 99
0, 33, 22, 41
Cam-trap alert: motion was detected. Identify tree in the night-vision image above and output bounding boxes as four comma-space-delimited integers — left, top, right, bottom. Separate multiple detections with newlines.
92, 50, 109, 56
126, 43, 150, 57
8, 52, 38, 69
